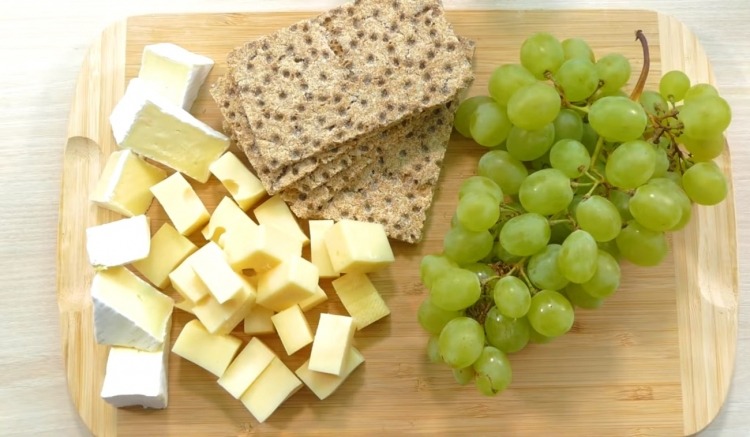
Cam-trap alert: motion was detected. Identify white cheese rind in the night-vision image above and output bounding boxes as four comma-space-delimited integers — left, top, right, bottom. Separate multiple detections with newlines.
138, 43, 214, 111
86, 215, 151, 268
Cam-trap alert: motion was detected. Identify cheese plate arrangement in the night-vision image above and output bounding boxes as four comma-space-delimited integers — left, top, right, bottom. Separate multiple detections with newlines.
57, 3, 738, 436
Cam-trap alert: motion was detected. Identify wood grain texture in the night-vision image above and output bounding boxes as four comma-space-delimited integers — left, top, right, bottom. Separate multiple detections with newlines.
56, 9, 738, 437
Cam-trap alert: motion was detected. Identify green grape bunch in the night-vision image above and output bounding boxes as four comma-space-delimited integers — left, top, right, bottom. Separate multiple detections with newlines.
420, 30, 732, 397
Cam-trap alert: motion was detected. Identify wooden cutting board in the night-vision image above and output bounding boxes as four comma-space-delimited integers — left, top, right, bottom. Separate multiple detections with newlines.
57, 9, 738, 437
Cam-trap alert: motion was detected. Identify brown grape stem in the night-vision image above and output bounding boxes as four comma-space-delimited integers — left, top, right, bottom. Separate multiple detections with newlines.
630, 30, 650, 101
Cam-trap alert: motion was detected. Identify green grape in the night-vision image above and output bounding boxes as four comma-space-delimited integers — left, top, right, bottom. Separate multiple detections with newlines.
493, 276, 531, 318
454, 96, 495, 138
640, 90, 668, 115
682, 134, 725, 162
605, 140, 656, 189
555, 58, 599, 102
529, 325, 553, 344
457, 192, 501, 232
470, 101, 513, 147
527, 290, 574, 338
659, 70, 691, 101
420, 254, 457, 289
684, 83, 718, 103
549, 219, 575, 245
575, 195, 622, 242
629, 183, 682, 231
580, 122, 599, 154
595, 53, 631, 95
484, 307, 531, 353
682, 161, 728, 205
453, 366, 475, 385
506, 123, 556, 161
679, 95, 732, 140
520, 32, 565, 79
473, 346, 513, 396
488, 64, 537, 106
459, 175, 504, 204
616, 221, 668, 267
507, 83, 562, 131
477, 150, 529, 196
562, 37, 595, 62
558, 230, 599, 283
499, 213, 551, 256
518, 168, 573, 216
418, 297, 463, 335
553, 108, 584, 142
430, 268, 481, 311
597, 239, 621, 260
427, 336, 443, 363
463, 263, 497, 284
589, 96, 648, 142
664, 171, 684, 187
581, 250, 621, 298
647, 178, 693, 231
549, 139, 590, 178
493, 239, 523, 264
439, 317, 485, 369
527, 244, 569, 291
652, 146, 670, 178
443, 225, 494, 264
607, 189, 633, 222
565, 283, 604, 309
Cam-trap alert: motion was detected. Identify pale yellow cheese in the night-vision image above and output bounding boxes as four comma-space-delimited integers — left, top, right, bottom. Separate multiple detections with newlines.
171, 319, 242, 377
209, 152, 267, 211
298, 285, 328, 312
253, 195, 309, 246
190, 242, 244, 304
331, 273, 390, 330
223, 223, 303, 273
174, 299, 195, 315
308, 220, 339, 278
217, 337, 276, 399
133, 223, 198, 288
295, 347, 365, 400
324, 219, 395, 274
271, 304, 313, 355
150, 172, 209, 236
240, 357, 302, 423
90, 149, 167, 217
192, 274, 257, 335
168, 244, 215, 304
308, 313, 356, 376
243, 305, 275, 336
201, 196, 258, 247
256, 257, 318, 312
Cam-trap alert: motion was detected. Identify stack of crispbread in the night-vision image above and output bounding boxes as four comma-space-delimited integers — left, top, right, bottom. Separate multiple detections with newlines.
211, 0, 474, 243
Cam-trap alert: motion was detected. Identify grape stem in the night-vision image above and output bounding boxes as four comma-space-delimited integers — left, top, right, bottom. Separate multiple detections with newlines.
630, 30, 650, 101
518, 267, 536, 292
589, 136, 605, 168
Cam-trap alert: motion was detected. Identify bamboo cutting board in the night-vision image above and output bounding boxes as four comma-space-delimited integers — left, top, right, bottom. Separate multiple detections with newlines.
57, 9, 738, 437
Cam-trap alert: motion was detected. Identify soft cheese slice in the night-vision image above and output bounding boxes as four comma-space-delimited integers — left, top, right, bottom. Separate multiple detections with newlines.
172, 319, 242, 377
324, 219, 395, 274
253, 195, 309, 246
296, 347, 365, 400
191, 242, 244, 304
308, 314, 356, 376
223, 223, 303, 273
256, 257, 318, 312
90, 149, 167, 217
331, 273, 390, 330
298, 285, 328, 312
150, 172, 209, 236
308, 220, 339, 278
217, 337, 276, 399
100, 317, 171, 409
201, 196, 257, 247
271, 304, 313, 355
240, 357, 302, 423
133, 223, 197, 288
138, 43, 214, 111
86, 215, 151, 268
92, 267, 174, 351
193, 274, 257, 335
109, 79, 229, 183
209, 152, 267, 211
243, 305, 275, 336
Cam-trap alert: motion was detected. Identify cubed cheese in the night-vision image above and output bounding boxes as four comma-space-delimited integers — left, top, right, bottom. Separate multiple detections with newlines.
192, 274, 257, 335
271, 305, 313, 355
308, 314, 356, 376
90, 150, 167, 217
92, 267, 174, 351
138, 43, 213, 111
298, 285, 328, 312
132, 223, 197, 288
150, 172, 209, 236
253, 195, 309, 246
295, 347, 365, 400
86, 215, 151, 268
209, 152, 266, 211
324, 219, 394, 274
308, 220, 339, 278
256, 257, 318, 312
243, 305, 275, 336
191, 242, 244, 303
168, 256, 211, 304
174, 299, 195, 315
331, 273, 390, 330
171, 319, 242, 377
240, 357, 302, 423
109, 79, 229, 183
201, 196, 257, 247
217, 338, 276, 399
223, 223, 303, 272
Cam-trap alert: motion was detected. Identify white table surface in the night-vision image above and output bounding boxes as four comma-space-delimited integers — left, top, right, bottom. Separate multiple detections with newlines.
1, 0, 748, 435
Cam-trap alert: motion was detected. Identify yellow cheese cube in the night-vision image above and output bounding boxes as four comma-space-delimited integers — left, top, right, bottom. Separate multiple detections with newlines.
190, 242, 244, 304
209, 152, 267, 211
331, 273, 390, 330
309, 314, 356, 375
217, 338, 276, 399
296, 347, 365, 400
133, 223, 198, 288
271, 305, 313, 355
150, 172, 209, 235
240, 357, 302, 423
223, 223, 302, 273
168, 243, 218, 303
174, 299, 195, 315
171, 319, 242, 377
324, 219, 394, 274
243, 305, 275, 336
192, 274, 257, 335
201, 196, 258, 247
91, 149, 167, 217
257, 257, 318, 312
308, 220, 339, 278
253, 195, 309, 246
298, 285, 328, 312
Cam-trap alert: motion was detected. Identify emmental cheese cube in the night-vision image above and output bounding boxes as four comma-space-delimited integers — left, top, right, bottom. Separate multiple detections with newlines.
138, 43, 214, 111
240, 357, 302, 423
133, 223, 197, 288
201, 196, 258, 247
172, 319, 242, 377
298, 286, 328, 312
271, 305, 314, 355
168, 244, 216, 304
150, 172, 209, 236
90, 150, 167, 217
190, 242, 244, 304
217, 338, 276, 399
209, 152, 267, 211
331, 273, 390, 330
223, 223, 303, 273
309, 314, 356, 375
257, 257, 318, 312
308, 220, 339, 278
243, 305, 275, 336
324, 220, 395, 274
192, 274, 257, 335
296, 347, 365, 400
253, 195, 309, 246
86, 215, 151, 268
